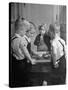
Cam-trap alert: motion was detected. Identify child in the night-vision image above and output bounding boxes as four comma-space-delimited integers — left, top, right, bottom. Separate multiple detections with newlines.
11, 17, 38, 87
34, 24, 51, 85
49, 23, 66, 85
34, 24, 51, 52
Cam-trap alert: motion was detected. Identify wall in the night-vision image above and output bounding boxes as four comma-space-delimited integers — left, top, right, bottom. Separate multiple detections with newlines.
10, 3, 66, 50
10, 3, 55, 36
59, 6, 66, 42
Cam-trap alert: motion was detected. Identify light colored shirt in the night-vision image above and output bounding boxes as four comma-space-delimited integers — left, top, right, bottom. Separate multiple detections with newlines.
51, 35, 66, 61
11, 33, 31, 60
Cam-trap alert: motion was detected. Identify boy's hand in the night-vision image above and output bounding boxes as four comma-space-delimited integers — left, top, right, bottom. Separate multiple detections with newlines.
37, 53, 42, 57
31, 59, 36, 65
54, 62, 59, 68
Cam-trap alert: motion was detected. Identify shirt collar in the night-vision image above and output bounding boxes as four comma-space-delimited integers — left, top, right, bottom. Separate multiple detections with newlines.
55, 34, 60, 40
13, 33, 31, 42
24, 35, 31, 42
15, 33, 21, 38
51, 34, 60, 43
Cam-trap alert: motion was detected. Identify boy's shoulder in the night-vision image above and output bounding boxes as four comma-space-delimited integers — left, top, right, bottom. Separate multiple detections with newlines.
60, 37, 66, 44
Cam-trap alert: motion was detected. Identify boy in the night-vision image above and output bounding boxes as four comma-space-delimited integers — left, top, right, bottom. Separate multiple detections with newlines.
11, 17, 39, 87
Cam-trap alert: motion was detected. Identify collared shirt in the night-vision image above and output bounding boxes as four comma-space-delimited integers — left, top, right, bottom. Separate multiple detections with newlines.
11, 33, 31, 60
51, 34, 66, 61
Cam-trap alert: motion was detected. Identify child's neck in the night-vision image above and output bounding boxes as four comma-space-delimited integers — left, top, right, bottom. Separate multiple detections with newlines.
40, 33, 44, 36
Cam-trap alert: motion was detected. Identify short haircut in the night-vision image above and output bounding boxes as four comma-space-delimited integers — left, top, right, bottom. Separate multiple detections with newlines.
15, 17, 25, 31
29, 21, 36, 30
38, 25, 43, 30
38, 24, 47, 32
15, 17, 31, 34
25, 22, 35, 33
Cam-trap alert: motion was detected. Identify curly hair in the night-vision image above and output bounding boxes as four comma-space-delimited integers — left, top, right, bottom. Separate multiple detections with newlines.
38, 23, 48, 33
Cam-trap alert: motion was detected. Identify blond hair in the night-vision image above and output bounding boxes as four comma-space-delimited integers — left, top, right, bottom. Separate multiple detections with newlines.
15, 17, 30, 35
54, 22, 60, 36
39, 23, 48, 33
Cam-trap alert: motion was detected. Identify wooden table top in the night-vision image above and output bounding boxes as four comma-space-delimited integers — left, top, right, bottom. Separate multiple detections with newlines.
31, 55, 52, 73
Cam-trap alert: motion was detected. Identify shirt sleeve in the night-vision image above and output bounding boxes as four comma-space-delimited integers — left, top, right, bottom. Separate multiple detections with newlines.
20, 37, 28, 47
52, 41, 57, 55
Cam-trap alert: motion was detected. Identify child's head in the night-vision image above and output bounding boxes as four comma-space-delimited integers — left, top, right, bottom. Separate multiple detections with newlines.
49, 24, 55, 40
15, 17, 30, 36
39, 24, 47, 35
25, 22, 36, 38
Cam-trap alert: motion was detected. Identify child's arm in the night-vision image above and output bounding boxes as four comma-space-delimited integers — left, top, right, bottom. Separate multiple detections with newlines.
51, 43, 59, 68
20, 39, 36, 64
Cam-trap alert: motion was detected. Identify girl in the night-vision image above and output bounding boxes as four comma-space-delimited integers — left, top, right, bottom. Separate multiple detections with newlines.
34, 24, 51, 52
49, 24, 66, 85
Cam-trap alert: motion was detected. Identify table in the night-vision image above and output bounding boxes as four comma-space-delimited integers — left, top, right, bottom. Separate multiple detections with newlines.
31, 54, 52, 72
28, 54, 52, 86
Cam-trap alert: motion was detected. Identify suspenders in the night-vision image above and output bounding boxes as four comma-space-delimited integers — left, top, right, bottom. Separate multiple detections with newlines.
58, 40, 65, 53
11, 36, 18, 41
56, 40, 65, 63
